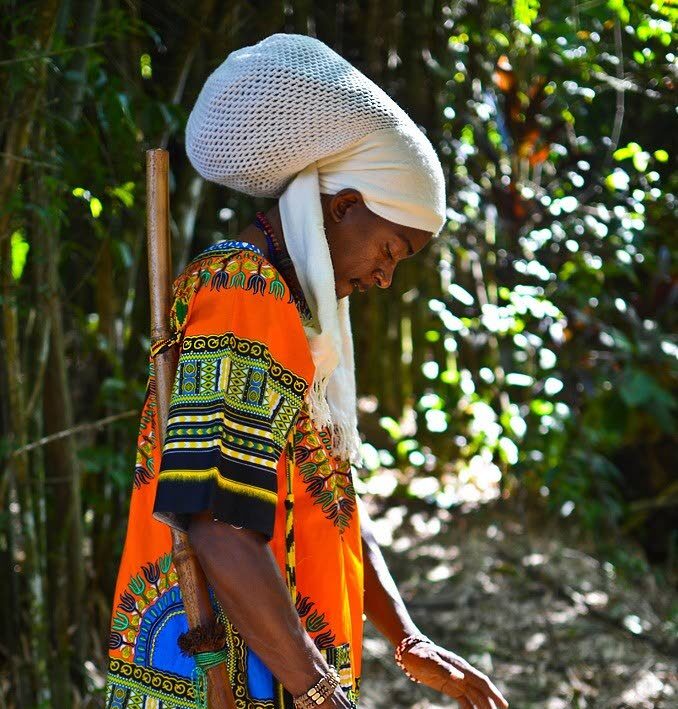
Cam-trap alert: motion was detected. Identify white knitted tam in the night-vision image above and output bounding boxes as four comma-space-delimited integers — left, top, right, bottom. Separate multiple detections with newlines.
186, 34, 446, 462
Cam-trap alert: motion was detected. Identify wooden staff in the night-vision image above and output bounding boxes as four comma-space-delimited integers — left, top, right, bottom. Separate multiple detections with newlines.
146, 149, 235, 709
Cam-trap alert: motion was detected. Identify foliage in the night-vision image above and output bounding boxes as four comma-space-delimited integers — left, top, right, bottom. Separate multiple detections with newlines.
359, 1, 677, 553
0, 1, 675, 706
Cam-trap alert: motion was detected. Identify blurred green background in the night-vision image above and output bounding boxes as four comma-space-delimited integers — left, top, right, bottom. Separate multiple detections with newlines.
1, 1, 676, 707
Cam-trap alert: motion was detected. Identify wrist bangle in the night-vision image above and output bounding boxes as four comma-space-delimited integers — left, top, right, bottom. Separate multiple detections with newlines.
293, 666, 340, 708
395, 634, 432, 683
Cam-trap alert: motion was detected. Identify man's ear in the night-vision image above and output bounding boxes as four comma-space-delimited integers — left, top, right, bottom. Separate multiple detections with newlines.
330, 189, 363, 222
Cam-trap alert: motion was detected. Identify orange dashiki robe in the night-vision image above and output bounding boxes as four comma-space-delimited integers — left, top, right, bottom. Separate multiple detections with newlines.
105, 240, 363, 708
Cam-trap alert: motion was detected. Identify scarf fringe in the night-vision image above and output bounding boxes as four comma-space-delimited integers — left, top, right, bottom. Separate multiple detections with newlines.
306, 377, 362, 465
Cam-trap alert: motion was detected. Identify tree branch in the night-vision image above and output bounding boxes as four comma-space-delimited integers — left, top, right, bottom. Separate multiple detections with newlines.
10, 410, 137, 458
0, 42, 103, 67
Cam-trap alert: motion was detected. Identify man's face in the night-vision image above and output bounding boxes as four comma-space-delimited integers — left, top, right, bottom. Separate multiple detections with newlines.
321, 189, 433, 299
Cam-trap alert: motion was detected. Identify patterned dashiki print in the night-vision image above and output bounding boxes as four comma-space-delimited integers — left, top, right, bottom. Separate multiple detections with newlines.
105, 241, 363, 709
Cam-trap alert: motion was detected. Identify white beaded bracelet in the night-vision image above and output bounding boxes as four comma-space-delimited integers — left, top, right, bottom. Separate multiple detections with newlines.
394, 634, 432, 683
293, 666, 340, 708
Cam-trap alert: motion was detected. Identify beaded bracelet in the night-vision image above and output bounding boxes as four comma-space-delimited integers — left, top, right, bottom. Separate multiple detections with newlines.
293, 666, 340, 708
394, 634, 433, 683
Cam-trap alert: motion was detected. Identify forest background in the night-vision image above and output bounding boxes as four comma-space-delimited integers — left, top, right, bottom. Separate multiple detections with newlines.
1, 1, 676, 707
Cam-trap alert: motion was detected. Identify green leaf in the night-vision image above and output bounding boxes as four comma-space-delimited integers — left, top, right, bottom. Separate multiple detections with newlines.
613, 142, 641, 161
396, 439, 418, 456
440, 369, 459, 385
559, 261, 577, 280
632, 151, 650, 172
11, 230, 29, 281
607, 0, 630, 23
513, 0, 540, 26
636, 23, 651, 42
461, 124, 474, 146
379, 416, 401, 439
618, 372, 676, 431
140, 53, 152, 80
90, 198, 103, 218
531, 399, 554, 416
110, 181, 135, 207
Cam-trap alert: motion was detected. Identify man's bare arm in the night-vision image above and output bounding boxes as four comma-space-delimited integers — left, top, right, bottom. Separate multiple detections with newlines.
188, 513, 352, 706
359, 497, 422, 646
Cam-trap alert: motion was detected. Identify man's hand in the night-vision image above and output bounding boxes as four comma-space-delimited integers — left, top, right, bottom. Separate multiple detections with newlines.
324, 687, 356, 708
400, 640, 508, 709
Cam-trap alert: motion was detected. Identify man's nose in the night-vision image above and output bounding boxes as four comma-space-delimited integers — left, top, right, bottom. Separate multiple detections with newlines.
374, 265, 394, 288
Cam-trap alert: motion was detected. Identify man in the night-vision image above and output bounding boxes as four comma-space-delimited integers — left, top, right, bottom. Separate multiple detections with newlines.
105, 34, 508, 709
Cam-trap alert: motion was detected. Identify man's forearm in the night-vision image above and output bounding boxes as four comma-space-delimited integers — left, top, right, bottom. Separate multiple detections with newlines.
188, 513, 329, 697
359, 498, 422, 646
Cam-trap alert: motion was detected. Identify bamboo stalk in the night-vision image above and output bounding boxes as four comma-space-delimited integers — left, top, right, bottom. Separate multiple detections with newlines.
1, 212, 51, 706
146, 149, 235, 709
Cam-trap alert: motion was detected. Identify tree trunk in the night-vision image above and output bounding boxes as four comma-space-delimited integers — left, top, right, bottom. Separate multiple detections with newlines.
0, 2, 60, 704
1, 234, 52, 707
0, 0, 59, 238
41, 207, 86, 705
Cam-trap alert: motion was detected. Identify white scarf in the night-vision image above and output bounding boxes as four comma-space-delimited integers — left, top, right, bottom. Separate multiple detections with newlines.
278, 127, 446, 463
279, 163, 360, 463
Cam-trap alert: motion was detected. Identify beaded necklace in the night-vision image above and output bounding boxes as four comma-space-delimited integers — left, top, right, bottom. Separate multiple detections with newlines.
254, 211, 308, 311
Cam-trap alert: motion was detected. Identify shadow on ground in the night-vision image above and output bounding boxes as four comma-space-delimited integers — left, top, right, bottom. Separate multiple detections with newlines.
359, 496, 677, 709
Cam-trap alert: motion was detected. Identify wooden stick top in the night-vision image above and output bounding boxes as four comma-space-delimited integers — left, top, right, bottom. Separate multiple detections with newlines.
146, 149, 172, 343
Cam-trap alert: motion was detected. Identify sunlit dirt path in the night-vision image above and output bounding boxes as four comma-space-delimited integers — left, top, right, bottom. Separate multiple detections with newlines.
359, 497, 676, 709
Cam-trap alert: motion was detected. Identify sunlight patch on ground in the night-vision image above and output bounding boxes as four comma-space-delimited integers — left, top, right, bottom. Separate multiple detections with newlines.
522, 552, 548, 566
524, 632, 547, 652
620, 669, 670, 706
426, 564, 454, 582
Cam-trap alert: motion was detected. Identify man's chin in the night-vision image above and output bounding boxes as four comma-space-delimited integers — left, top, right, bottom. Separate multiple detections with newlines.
335, 283, 352, 299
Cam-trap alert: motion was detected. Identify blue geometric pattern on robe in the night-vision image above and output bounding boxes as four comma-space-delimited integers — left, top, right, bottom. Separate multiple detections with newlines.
201, 239, 263, 257
247, 648, 275, 700
134, 584, 196, 677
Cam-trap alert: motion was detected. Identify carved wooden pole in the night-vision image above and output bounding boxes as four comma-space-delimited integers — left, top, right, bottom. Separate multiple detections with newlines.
146, 149, 235, 709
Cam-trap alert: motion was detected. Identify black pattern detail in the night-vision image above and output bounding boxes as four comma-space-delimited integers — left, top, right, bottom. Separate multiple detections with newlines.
295, 592, 336, 649
105, 658, 195, 708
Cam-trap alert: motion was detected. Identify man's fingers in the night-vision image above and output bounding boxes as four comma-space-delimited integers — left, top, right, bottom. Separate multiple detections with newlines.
488, 684, 508, 709
465, 670, 508, 709
440, 664, 466, 696
466, 686, 493, 709
415, 645, 508, 709
478, 677, 508, 708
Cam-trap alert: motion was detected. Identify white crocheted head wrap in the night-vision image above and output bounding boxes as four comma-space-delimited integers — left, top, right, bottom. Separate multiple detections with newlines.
186, 33, 446, 462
